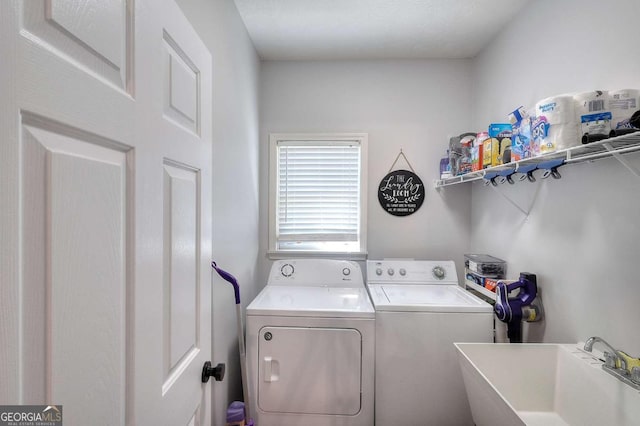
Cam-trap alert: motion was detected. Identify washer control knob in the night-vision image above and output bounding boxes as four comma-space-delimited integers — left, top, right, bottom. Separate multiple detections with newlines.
399, 268, 406, 276
342, 267, 351, 276
387, 268, 394, 276
432, 266, 446, 280
375, 268, 383, 276
281, 263, 294, 277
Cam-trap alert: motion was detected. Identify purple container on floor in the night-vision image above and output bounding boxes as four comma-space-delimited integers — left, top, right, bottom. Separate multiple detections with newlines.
226, 401, 246, 426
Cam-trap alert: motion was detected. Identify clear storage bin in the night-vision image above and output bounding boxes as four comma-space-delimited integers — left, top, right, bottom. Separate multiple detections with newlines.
464, 254, 506, 277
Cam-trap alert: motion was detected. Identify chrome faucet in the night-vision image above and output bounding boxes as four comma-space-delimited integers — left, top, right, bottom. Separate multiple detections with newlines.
584, 336, 640, 390
584, 336, 627, 370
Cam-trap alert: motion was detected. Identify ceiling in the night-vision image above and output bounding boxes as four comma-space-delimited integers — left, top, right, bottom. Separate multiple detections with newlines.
233, 0, 530, 60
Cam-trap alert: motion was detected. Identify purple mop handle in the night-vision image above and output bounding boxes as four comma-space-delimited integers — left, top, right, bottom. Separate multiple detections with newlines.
211, 261, 240, 304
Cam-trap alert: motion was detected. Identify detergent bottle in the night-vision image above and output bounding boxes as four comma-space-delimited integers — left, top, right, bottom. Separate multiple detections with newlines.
226, 401, 246, 426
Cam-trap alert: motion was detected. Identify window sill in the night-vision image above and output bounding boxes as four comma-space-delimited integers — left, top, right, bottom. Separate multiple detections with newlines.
267, 250, 368, 261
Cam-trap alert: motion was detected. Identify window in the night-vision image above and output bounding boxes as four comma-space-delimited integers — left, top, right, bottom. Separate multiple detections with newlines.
269, 133, 368, 258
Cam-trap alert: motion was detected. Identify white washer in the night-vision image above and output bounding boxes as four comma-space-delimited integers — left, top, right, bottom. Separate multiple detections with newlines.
366, 259, 494, 426
246, 259, 375, 426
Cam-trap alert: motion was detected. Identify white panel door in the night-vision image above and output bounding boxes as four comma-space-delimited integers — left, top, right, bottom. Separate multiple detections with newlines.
0, 1, 213, 426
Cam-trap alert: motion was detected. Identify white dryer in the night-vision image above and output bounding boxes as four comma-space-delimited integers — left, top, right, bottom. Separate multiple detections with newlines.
246, 259, 375, 426
366, 259, 494, 426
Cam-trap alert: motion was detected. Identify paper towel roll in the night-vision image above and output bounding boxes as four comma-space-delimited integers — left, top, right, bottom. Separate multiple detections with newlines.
609, 89, 640, 129
552, 124, 581, 150
574, 91, 611, 136
535, 95, 575, 125
533, 115, 580, 154
574, 90, 609, 119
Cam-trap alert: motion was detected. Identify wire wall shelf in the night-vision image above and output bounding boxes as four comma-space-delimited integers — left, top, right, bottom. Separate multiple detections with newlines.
434, 131, 640, 188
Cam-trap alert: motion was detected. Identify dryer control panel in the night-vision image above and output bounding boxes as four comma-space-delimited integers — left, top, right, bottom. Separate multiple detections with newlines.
366, 260, 458, 284
268, 259, 364, 287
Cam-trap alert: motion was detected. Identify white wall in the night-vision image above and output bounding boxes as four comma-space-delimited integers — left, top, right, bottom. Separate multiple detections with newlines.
176, 0, 261, 421
470, 0, 640, 353
259, 60, 474, 279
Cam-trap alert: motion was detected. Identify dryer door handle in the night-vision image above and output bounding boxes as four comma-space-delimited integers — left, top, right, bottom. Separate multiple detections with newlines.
263, 356, 280, 382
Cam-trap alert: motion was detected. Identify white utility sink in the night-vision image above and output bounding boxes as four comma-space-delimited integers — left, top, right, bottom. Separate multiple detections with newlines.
455, 343, 640, 426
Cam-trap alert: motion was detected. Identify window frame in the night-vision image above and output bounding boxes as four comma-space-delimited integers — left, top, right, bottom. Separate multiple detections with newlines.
268, 133, 368, 260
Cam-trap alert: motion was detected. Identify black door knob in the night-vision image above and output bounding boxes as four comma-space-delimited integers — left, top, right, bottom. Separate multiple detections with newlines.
202, 361, 225, 383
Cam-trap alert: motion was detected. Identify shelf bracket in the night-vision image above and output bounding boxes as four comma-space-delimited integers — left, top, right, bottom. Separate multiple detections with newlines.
488, 179, 541, 217
602, 142, 640, 181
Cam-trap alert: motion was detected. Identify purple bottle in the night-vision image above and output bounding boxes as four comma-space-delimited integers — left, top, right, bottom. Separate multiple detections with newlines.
226, 401, 246, 426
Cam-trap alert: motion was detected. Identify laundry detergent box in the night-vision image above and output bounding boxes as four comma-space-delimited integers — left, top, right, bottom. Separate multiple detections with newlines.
489, 123, 512, 137
480, 129, 496, 169
473, 132, 488, 171
508, 107, 533, 161
484, 278, 500, 292
470, 144, 481, 171
488, 124, 512, 166
465, 269, 487, 287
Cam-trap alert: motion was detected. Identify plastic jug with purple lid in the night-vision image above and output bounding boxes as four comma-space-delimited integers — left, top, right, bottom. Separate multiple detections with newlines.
226, 401, 248, 426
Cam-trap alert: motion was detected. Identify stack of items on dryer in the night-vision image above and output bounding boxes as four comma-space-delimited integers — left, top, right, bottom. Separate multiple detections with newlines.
464, 254, 506, 294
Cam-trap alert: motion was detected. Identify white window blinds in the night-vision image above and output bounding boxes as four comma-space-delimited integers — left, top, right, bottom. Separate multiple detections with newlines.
276, 140, 361, 249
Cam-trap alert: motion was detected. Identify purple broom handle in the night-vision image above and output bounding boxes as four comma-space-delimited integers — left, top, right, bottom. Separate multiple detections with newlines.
211, 261, 241, 304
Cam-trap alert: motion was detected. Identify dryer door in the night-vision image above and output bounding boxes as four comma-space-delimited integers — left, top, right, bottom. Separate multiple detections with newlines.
258, 326, 362, 415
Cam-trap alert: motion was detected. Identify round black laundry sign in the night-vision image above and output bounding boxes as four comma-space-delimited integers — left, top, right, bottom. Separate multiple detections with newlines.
378, 169, 425, 216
